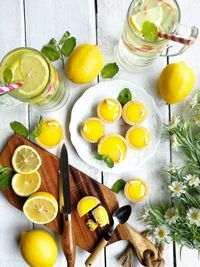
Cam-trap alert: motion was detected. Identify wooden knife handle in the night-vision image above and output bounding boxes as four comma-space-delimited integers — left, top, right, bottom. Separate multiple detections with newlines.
85, 238, 108, 267
62, 215, 76, 267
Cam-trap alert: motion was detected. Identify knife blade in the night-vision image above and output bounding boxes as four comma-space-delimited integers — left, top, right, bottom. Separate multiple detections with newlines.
59, 143, 76, 267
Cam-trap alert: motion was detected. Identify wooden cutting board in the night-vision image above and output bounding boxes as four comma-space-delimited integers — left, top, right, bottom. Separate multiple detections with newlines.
0, 134, 157, 263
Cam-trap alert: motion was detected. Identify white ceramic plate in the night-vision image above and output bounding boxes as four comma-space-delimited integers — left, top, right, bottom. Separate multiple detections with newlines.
69, 80, 162, 173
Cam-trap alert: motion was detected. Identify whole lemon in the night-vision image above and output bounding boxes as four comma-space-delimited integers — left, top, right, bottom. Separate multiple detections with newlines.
158, 62, 195, 104
65, 44, 104, 83
20, 230, 58, 267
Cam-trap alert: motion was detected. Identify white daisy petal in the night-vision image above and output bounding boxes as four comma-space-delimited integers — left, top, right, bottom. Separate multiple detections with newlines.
168, 181, 186, 197
153, 225, 171, 243
167, 116, 180, 130
164, 207, 177, 225
184, 175, 200, 187
186, 208, 200, 226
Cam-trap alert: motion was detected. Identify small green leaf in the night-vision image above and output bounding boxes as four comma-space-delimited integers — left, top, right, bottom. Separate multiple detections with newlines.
105, 157, 114, 168
41, 44, 60, 61
95, 153, 105, 160
101, 63, 119, 78
61, 37, 76, 57
49, 38, 57, 46
59, 31, 70, 45
142, 21, 158, 42
29, 116, 43, 139
111, 179, 126, 193
0, 166, 13, 190
10, 121, 29, 138
3, 68, 13, 84
118, 88, 132, 105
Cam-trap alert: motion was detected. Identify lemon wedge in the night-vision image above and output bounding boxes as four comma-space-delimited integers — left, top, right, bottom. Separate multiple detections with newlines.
11, 171, 41, 197
12, 145, 41, 174
23, 192, 58, 224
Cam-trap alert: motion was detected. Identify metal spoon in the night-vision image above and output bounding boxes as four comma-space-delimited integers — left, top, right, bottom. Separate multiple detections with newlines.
85, 205, 132, 267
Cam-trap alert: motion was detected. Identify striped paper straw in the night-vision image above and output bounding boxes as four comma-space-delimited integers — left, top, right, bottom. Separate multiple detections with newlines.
158, 32, 195, 46
0, 82, 24, 95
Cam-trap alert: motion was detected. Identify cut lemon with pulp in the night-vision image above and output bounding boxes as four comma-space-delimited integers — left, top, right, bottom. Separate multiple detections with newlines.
23, 192, 58, 224
11, 171, 41, 197
130, 6, 163, 32
12, 145, 41, 174
36, 119, 63, 148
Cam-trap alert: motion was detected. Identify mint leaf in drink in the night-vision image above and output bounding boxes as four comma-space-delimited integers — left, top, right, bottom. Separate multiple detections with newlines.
30, 116, 43, 139
142, 21, 158, 42
41, 44, 60, 61
118, 88, 132, 105
10, 121, 29, 138
3, 68, 13, 85
59, 31, 70, 45
0, 165, 13, 190
101, 63, 119, 78
61, 37, 76, 57
105, 157, 114, 168
111, 179, 126, 193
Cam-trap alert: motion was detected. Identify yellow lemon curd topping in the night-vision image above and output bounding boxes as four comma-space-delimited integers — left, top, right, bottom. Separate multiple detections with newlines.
80, 118, 105, 143
97, 98, 122, 123
122, 101, 147, 125
124, 179, 148, 202
98, 135, 127, 163
126, 126, 150, 149
36, 119, 63, 148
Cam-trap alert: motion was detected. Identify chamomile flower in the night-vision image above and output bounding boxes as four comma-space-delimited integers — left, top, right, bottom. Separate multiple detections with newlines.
184, 175, 200, 187
153, 225, 171, 243
189, 94, 198, 109
194, 114, 200, 127
168, 181, 186, 197
167, 116, 180, 130
186, 208, 200, 226
171, 134, 179, 150
164, 163, 178, 173
164, 207, 177, 225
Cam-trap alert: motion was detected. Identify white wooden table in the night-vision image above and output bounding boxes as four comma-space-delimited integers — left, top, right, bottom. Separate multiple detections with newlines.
0, 1, 200, 266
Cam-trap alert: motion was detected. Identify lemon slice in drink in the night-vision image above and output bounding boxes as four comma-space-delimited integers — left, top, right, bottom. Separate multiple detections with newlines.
23, 192, 58, 224
11, 54, 49, 97
130, 6, 163, 32
12, 145, 41, 174
11, 171, 41, 197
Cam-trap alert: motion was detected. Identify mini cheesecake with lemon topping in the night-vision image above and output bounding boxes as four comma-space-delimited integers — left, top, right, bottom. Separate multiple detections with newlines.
124, 179, 148, 202
80, 118, 105, 143
98, 134, 127, 163
97, 98, 122, 123
126, 126, 150, 150
122, 101, 147, 125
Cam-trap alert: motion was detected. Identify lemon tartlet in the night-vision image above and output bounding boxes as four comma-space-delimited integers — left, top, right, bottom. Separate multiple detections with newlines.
98, 134, 128, 163
80, 118, 105, 143
122, 100, 147, 125
126, 126, 150, 149
97, 98, 122, 123
124, 179, 148, 202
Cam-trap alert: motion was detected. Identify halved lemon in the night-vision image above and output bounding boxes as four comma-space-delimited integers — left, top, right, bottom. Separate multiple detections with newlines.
130, 6, 163, 32
126, 126, 150, 149
80, 118, 105, 143
98, 134, 128, 163
12, 145, 41, 174
122, 100, 147, 125
23, 192, 58, 224
97, 98, 122, 123
11, 171, 41, 197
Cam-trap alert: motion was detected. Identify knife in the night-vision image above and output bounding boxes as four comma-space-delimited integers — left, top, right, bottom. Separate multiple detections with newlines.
59, 143, 76, 267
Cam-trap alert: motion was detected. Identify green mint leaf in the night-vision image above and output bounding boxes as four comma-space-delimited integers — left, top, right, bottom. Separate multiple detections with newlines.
105, 157, 114, 168
142, 21, 158, 42
59, 31, 70, 45
41, 44, 60, 61
61, 37, 76, 57
0, 166, 13, 190
49, 38, 57, 46
10, 121, 29, 138
29, 116, 43, 139
118, 88, 132, 105
111, 179, 126, 193
95, 154, 105, 161
3, 68, 13, 85
101, 63, 119, 78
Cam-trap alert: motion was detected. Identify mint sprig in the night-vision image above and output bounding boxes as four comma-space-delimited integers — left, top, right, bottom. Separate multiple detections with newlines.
118, 88, 132, 105
111, 179, 126, 193
41, 31, 76, 69
3, 68, 13, 85
0, 165, 13, 190
101, 63, 119, 78
142, 21, 158, 42
95, 153, 114, 168
10, 116, 43, 139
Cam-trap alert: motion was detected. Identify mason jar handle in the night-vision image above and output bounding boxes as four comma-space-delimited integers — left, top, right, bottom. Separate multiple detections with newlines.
160, 25, 199, 57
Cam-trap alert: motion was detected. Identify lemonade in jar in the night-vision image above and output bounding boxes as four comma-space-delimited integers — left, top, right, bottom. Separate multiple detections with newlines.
0, 48, 69, 111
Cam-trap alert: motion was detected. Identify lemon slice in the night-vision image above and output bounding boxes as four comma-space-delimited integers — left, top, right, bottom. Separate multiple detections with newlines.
12, 145, 41, 174
23, 192, 58, 224
11, 171, 41, 197
10, 60, 24, 82
14, 54, 49, 97
130, 6, 163, 32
